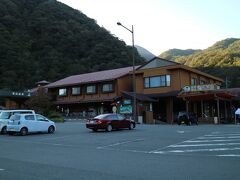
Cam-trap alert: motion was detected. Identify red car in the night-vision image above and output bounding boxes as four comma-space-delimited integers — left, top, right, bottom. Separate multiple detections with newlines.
86, 114, 136, 132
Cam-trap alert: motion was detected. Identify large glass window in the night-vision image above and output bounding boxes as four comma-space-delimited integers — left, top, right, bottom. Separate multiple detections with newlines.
200, 80, 206, 85
102, 84, 113, 93
72, 87, 81, 95
144, 75, 171, 88
86, 85, 96, 94
144, 78, 150, 88
150, 76, 161, 87
166, 75, 171, 86
59, 88, 67, 96
191, 78, 197, 85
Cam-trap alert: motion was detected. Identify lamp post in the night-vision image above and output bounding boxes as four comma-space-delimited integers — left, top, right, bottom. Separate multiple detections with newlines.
117, 22, 137, 122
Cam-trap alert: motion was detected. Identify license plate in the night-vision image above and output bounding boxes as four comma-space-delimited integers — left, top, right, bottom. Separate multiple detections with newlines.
90, 121, 95, 124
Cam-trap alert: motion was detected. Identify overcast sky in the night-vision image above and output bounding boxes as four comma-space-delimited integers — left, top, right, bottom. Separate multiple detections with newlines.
58, 0, 240, 55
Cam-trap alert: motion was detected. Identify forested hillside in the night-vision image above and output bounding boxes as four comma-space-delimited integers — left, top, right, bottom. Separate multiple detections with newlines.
0, 0, 144, 90
160, 49, 201, 60
159, 38, 240, 87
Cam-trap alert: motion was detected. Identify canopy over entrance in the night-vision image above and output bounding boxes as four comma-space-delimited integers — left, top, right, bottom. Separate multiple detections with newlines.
177, 86, 239, 124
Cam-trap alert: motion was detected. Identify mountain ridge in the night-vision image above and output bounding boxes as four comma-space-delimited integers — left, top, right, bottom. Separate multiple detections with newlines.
159, 38, 240, 87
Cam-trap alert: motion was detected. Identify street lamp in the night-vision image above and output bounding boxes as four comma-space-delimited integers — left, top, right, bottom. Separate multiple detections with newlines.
117, 22, 137, 122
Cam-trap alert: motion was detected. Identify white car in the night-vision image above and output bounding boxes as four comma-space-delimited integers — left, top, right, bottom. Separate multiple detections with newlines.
0, 110, 35, 134
7, 114, 56, 136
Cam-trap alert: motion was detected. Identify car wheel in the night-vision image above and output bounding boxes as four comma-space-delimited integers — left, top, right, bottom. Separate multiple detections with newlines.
20, 127, 28, 136
106, 124, 112, 132
1, 126, 7, 134
48, 126, 55, 134
129, 123, 134, 130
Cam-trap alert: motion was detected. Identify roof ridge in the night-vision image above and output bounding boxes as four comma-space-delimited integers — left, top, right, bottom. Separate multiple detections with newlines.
46, 65, 140, 88
68, 65, 138, 78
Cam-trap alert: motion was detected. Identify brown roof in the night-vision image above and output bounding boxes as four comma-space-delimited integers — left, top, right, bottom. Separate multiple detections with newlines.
46, 66, 138, 88
220, 88, 240, 100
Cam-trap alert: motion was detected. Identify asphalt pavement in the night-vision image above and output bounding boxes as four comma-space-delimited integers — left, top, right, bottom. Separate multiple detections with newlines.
0, 122, 240, 180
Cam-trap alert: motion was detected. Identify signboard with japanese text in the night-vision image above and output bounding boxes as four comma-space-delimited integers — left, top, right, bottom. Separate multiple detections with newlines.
120, 105, 132, 114
182, 84, 220, 92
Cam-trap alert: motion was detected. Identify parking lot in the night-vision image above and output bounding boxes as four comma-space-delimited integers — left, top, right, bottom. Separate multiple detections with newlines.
0, 122, 240, 180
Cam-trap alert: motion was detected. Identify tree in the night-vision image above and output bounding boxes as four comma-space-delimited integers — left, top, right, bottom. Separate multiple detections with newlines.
25, 88, 53, 116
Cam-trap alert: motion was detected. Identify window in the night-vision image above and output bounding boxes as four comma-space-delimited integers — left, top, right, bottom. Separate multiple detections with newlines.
102, 83, 113, 93
59, 88, 67, 96
72, 87, 81, 95
191, 78, 197, 85
117, 114, 125, 120
10, 115, 20, 121
144, 75, 171, 88
200, 80, 206, 85
36, 114, 48, 122
0, 112, 11, 119
150, 76, 161, 87
106, 115, 118, 120
144, 78, 150, 88
86, 85, 96, 94
166, 75, 171, 86
25, 115, 35, 121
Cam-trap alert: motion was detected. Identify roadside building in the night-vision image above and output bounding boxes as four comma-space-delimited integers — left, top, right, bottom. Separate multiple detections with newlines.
45, 66, 136, 118
130, 57, 240, 124
46, 57, 240, 124
0, 90, 31, 109
129, 57, 228, 124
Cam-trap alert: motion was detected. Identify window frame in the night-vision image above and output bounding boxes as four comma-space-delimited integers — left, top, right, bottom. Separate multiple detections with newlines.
191, 77, 197, 85
25, 115, 35, 121
59, 88, 67, 96
72, 87, 81, 96
102, 83, 113, 93
144, 75, 171, 88
200, 80, 206, 85
86, 85, 97, 94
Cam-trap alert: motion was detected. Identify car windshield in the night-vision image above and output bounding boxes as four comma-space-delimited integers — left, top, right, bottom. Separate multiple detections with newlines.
0, 112, 11, 119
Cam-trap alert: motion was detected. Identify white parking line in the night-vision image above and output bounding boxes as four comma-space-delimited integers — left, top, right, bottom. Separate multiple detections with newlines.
168, 142, 240, 148
217, 154, 240, 157
0, 168, 5, 171
97, 139, 144, 149
204, 133, 240, 137
185, 139, 240, 143
149, 132, 240, 155
152, 147, 240, 154
149, 136, 200, 153
197, 136, 240, 139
